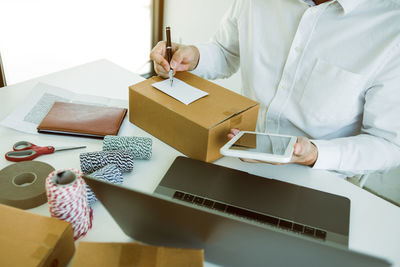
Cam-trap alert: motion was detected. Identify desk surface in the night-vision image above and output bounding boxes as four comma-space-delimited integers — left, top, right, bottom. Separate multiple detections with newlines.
1, 59, 399, 267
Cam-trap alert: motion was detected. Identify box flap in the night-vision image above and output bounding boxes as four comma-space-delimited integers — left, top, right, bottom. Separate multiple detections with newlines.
129, 72, 258, 129
0, 236, 50, 267
71, 242, 204, 267
0, 204, 71, 242
0, 204, 74, 267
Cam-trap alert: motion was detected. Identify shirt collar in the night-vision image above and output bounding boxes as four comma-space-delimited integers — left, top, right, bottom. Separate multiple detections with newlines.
336, 0, 362, 14
299, 0, 361, 14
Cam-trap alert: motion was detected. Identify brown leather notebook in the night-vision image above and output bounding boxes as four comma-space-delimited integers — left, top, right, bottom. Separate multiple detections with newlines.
37, 102, 127, 138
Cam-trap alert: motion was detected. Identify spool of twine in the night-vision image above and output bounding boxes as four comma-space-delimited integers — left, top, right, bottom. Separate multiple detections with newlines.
45, 169, 93, 240
80, 150, 134, 174
103, 135, 152, 160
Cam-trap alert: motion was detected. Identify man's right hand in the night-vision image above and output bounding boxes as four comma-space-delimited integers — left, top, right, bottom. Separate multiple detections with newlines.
150, 42, 200, 78
227, 129, 318, 167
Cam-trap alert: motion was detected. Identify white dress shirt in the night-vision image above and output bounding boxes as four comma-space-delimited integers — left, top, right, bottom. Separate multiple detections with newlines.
192, 0, 400, 176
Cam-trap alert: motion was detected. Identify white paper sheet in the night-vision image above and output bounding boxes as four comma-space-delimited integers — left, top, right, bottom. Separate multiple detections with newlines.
151, 78, 208, 105
0, 82, 125, 135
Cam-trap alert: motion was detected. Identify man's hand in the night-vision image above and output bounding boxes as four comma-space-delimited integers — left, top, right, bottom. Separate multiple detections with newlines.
227, 129, 318, 167
290, 136, 318, 166
150, 42, 200, 78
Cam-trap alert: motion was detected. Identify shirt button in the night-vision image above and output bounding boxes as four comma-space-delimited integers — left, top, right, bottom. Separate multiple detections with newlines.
295, 47, 302, 53
280, 84, 289, 91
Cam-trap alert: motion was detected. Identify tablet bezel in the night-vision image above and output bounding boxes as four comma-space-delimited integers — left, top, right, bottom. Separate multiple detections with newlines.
220, 131, 297, 163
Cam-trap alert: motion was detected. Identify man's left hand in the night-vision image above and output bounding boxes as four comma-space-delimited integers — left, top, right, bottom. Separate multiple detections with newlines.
289, 136, 318, 166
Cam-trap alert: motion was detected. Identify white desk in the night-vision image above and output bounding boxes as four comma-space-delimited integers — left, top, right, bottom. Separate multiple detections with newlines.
1, 59, 399, 266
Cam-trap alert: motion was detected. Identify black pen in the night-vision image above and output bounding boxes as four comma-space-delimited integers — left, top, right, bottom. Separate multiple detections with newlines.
166, 26, 173, 87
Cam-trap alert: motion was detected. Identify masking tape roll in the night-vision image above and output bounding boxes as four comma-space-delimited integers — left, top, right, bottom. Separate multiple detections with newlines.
0, 161, 55, 209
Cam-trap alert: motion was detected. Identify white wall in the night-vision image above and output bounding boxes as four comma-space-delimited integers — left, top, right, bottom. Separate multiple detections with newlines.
163, 0, 242, 93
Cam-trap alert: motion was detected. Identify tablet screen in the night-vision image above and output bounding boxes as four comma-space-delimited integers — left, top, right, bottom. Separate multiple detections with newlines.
231, 133, 292, 155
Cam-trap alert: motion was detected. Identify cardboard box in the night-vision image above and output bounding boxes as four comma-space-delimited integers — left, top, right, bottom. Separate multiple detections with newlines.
71, 242, 204, 267
129, 72, 259, 162
0, 204, 75, 267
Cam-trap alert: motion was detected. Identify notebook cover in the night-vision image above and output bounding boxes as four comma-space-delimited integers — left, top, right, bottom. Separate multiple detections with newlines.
37, 102, 127, 138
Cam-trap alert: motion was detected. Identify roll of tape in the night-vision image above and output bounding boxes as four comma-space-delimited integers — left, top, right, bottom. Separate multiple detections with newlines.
80, 150, 134, 173
86, 164, 123, 206
0, 161, 55, 209
103, 135, 152, 160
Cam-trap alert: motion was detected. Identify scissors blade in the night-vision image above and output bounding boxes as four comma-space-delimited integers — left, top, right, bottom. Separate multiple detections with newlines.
54, 146, 86, 152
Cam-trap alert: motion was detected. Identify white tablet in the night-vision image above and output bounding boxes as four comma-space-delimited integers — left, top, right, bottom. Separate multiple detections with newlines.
220, 131, 297, 163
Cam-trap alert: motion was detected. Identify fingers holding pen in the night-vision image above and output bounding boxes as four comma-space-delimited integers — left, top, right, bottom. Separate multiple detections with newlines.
171, 45, 200, 72
150, 41, 179, 77
150, 41, 200, 77
170, 48, 190, 72
154, 64, 170, 79
150, 41, 170, 78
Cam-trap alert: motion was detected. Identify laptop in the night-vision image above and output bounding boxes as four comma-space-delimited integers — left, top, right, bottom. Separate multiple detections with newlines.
83, 156, 391, 267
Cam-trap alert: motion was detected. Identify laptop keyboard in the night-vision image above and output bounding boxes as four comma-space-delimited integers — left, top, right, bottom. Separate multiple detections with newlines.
173, 191, 327, 241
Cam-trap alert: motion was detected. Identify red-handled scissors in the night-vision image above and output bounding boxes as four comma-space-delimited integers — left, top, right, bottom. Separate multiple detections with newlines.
5, 141, 86, 162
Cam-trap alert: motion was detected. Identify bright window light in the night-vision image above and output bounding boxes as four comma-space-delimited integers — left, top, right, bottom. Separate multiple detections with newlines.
0, 0, 152, 85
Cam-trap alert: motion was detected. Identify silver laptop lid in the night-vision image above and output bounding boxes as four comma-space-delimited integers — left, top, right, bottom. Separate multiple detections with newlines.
83, 175, 391, 267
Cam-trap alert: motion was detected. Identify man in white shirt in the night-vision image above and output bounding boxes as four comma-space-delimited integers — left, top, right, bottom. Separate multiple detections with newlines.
150, 0, 400, 177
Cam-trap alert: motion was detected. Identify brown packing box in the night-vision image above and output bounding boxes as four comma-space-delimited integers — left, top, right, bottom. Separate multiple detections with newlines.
0, 204, 75, 267
71, 242, 204, 267
129, 72, 259, 162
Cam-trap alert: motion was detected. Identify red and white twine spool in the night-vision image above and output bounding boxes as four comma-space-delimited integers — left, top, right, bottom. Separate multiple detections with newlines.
45, 169, 93, 240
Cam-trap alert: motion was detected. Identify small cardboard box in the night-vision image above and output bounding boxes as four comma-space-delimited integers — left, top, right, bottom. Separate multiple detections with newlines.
0, 204, 75, 267
129, 72, 259, 162
71, 242, 204, 267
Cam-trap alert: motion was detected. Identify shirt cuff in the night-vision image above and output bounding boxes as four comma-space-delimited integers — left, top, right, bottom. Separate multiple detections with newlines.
190, 44, 215, 78
310, 139, 342, 171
